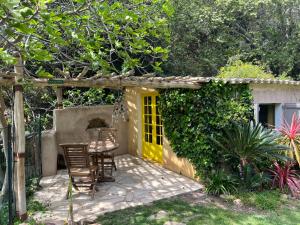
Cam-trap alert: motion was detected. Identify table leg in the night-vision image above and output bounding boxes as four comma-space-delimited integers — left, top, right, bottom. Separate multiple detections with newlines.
98, 152, 115, 182
101, 153, 105, 181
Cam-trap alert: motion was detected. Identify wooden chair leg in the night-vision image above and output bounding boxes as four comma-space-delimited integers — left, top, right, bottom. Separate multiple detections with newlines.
66, 187, 70, 200
71, 177, 79, 190
91, 184, 96, 200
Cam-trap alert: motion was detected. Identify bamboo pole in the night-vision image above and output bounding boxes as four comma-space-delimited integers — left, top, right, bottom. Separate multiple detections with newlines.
13, 55, 27, 221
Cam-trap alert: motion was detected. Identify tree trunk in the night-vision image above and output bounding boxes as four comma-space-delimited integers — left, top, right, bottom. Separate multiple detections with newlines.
239, 158, 247, 180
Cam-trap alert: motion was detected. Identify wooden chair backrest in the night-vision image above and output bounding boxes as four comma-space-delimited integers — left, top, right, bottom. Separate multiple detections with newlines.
61, 144, 89, 169
99, 128, 117, 143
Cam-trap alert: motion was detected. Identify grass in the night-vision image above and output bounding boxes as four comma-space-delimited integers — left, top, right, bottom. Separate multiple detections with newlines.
96, 191, 300, 225
234, 190, 284, 210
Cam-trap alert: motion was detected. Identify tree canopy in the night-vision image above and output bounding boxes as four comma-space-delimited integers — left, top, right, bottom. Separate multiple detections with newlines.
1, 0, 300, 79
0, 0, 172, 77
167, 0, 300, 79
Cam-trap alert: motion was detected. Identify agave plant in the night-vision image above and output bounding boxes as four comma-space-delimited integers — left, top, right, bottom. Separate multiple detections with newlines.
270, 161, 300, 198
212, 122, 289, 178
278, 113, 300, 165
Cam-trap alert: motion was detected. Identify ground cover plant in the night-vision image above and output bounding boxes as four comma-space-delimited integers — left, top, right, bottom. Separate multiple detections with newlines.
232, 190, 284, 211
0, 177, 47, 224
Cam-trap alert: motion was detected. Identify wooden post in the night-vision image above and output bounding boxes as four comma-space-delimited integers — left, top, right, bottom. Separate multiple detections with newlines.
56, 87, 63, 109
13, 55, 27, 221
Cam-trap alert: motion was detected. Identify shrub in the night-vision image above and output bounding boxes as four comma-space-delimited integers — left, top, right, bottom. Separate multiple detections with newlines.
270, 161, 300, 198
217, 60, 275, 79
211, 122, 289, 179
242, 165, 271, 191
205, 170, 238, 196
159, 81, 253, 178
0, 203, 8, 225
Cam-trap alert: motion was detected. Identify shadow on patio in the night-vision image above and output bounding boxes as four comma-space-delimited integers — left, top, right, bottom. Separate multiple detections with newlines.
33, 154, 203, 223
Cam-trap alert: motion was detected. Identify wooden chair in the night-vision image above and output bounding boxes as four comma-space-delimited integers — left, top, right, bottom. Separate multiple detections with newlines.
99, 128, 118, 172
60, 144, 98, 199
89, 128, 119, 181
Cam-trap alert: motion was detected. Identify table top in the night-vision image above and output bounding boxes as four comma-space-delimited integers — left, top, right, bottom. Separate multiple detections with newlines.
88, 140, 119, 154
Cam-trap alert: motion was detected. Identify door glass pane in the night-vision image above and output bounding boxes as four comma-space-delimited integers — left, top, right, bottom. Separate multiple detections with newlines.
156, 126, 160, 135
157, 136, 161, 145
148, 115, 152, 124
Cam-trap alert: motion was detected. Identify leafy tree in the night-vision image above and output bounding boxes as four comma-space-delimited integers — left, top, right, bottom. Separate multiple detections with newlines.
0, 0, 172, 76
62, 88, 115, 108
217, 60, 275, 79
166, 0, 300, 79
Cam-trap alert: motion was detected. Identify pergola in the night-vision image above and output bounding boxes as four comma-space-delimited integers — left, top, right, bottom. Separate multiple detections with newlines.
2, 57, 300, 221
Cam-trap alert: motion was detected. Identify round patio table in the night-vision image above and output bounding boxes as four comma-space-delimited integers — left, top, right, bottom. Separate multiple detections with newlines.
88, 140, 119, 182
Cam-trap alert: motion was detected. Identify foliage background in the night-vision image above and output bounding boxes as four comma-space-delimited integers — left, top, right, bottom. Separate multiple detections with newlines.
159, 82, 253, 177
166, 0, 300, 79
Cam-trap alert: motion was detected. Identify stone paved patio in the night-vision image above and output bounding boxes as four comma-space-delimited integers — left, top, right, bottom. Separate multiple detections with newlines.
33, 154, 203, 223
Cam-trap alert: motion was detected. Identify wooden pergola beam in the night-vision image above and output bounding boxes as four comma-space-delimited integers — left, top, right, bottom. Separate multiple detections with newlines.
30, 77, 203, 89
2, 72, 300, 89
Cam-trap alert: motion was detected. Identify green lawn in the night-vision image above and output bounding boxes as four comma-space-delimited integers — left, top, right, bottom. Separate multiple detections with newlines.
96, 192, 300, 225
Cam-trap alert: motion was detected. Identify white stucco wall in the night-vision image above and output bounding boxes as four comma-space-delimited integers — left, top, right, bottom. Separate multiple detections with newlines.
251, 84, 300, 128
251, 84, 300, 104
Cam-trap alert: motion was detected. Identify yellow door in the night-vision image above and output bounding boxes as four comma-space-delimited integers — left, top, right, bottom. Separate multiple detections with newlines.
142, 94, 163, 163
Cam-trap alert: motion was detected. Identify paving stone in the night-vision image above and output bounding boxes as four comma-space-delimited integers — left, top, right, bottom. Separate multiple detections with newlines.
233, 199, 243, 207
33, 154, 203, 223
125, 190, 134, 202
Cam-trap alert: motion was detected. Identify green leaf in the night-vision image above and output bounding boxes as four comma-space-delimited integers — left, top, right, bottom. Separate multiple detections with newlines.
12, 23, 35, 34
37, 68, 53, 78
19, 7, 33, 18
0, 48, 16, 65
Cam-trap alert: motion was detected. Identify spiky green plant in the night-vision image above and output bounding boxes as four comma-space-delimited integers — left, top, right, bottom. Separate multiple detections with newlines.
212, 122, 289, 178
